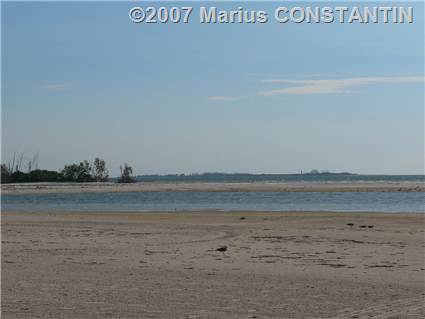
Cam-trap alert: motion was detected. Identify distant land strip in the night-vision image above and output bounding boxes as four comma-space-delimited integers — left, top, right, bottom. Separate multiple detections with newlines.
2, 181, 424, 195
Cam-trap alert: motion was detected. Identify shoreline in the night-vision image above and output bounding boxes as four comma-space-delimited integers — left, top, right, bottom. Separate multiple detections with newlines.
3, 209, 425, 215
3, 210, 425, 222
2, 180, 424, 195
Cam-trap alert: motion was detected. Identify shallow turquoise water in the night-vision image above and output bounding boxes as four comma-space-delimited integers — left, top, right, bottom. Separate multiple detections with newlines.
2, 191, 424, 213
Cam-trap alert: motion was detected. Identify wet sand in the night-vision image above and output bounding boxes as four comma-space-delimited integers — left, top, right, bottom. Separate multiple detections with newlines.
2, 211, 424, 318
2, 181, 424, 195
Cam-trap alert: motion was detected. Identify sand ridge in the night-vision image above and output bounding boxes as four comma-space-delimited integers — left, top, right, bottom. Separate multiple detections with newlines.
2, 181, 424, 195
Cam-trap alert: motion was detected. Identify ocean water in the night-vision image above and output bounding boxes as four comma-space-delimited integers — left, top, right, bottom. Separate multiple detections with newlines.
2, 191, 424, 213
134, 174, 425, 183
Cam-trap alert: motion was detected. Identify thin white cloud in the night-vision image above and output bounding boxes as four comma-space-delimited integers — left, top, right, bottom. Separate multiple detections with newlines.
42, 84, 73, 91
208, 96, 238, 101
259, 76, 424, 96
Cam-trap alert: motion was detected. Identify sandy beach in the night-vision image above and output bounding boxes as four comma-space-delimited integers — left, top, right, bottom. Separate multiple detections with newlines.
2, 210, 424, 318
1, 181, 424, 195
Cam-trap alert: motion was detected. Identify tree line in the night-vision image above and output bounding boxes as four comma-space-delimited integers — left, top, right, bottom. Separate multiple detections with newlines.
1, 156, 135, 184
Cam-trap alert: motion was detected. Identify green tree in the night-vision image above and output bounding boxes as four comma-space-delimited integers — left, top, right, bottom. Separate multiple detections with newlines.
118, 163, 136, 183
62, 160, 93, 182
92, 157, 109, 182
1, 164, 12, 183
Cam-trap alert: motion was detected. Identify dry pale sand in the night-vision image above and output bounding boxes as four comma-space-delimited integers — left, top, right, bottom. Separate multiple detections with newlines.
1, 211, 424, 319
1, 181, 424, 195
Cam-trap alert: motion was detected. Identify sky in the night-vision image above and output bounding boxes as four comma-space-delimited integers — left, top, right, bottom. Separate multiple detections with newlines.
2, 1, 424, 176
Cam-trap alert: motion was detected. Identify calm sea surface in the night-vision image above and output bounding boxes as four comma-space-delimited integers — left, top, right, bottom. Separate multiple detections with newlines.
2, 191, 424, 213
135, 174, 425, 183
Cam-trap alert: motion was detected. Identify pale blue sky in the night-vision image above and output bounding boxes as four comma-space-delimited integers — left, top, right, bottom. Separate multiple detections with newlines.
2, 1, 424, 175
